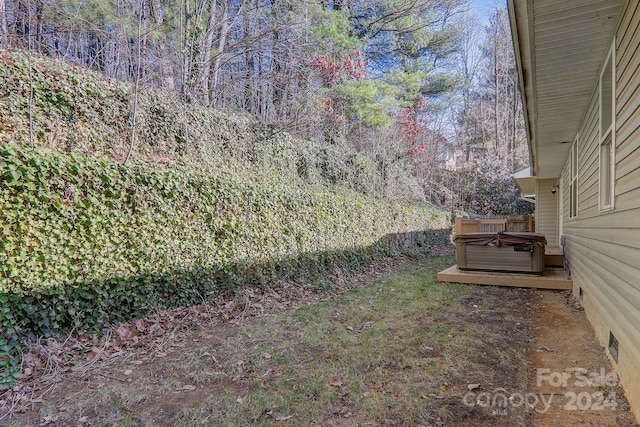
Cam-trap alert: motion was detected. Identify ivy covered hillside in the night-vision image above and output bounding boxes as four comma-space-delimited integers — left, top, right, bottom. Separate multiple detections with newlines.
0, 50, 452, 389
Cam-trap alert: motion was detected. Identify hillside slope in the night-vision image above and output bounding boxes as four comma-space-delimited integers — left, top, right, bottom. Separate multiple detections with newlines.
0, 49, 422, 201
0, 49, 452, 389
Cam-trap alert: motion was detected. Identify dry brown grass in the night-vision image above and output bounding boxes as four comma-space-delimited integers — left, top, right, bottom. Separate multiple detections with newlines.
3, 257, 535, 426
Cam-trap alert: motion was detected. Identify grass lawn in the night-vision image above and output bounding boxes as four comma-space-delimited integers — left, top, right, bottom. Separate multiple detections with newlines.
7, 257, 533, 426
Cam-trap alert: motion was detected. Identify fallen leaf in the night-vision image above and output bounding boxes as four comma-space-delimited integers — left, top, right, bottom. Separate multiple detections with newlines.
331, 406, 351, 416
329, 377, 343, 387
263, 353, 272, 359
370, 381, 384, 390
275, 415, 293, 421
116, 325, 134, 339
22, 352, 44, 367
39, 414, 58, 425
135, 319, 148, 332
256, 408, 273, 419
236, 395, 246, 403
124, 369, 133, 376
467, 383, 480, 391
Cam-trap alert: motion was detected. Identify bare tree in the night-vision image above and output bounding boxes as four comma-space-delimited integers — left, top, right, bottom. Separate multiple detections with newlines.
0, 0, 8, 47
124, 0, 143, 164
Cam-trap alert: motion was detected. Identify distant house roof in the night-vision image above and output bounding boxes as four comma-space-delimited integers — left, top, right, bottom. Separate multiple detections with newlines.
508, 0, 624, 178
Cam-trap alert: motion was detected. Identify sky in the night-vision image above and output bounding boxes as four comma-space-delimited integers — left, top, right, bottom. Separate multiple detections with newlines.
470, 0, 505, 22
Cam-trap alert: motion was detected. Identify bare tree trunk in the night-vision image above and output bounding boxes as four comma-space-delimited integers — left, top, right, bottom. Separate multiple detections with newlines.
0, 0, 7, 47
243, 4, 257, 114
199, 0, 217, 104
493, 29, 500, 158
124, 0, 143, 164
480, 97, 486, 149
26, 0, 34, 147
14, 0, 31, 49
512, 82, 518, 170
179, 0, 192, 98
34, 0, 44, 53
209, 4, 229, 106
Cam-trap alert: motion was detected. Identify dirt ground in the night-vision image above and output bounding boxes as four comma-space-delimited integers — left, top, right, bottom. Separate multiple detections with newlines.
527, 290, 638, 427
1, 257, 639, 426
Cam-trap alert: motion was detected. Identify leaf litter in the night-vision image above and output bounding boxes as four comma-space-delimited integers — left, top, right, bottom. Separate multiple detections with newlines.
5, 256, 634, 426
2, 255, 420, 421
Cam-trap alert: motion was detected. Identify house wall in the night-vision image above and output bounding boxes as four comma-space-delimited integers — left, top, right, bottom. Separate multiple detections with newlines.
561, 0, 640, 419
535, 179, 559, 246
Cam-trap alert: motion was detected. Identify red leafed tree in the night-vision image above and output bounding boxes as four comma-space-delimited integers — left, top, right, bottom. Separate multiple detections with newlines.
397, 97, 428, 157
342, 50, 367, 83
311, 50, 369, 142
311, 50, 368, 86
311, 55, 343, 86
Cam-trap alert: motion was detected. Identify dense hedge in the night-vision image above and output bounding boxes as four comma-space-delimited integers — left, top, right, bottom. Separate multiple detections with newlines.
0, 144, 450, 388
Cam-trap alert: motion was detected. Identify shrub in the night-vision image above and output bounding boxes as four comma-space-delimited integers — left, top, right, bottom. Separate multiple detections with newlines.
0, 144, 450, 389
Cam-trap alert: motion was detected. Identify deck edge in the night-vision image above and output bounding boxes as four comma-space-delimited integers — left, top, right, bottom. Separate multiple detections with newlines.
436, 265, 573, 290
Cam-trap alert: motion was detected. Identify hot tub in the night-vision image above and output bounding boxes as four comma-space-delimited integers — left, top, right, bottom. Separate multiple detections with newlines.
454, 232, 546, 274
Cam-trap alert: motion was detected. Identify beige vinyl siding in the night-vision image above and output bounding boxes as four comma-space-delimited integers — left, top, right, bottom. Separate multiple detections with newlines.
563, 0, 640, 417
560, 158, 572, 238
561, 162, 570, 235
535, 178, 559, 246
578, 96, 600, 216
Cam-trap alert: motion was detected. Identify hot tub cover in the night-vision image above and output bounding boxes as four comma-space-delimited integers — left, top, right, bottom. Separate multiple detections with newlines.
454, 232, 547, 247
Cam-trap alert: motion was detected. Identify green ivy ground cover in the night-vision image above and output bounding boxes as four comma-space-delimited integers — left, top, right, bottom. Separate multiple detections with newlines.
0, 144, 451, 389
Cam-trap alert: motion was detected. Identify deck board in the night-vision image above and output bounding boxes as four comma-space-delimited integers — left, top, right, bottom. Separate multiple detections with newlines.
436, 265, 572, 290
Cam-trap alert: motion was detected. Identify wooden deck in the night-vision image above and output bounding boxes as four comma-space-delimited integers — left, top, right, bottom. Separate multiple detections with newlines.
437, 265, 573, 290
